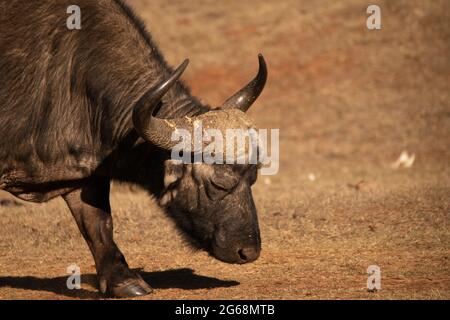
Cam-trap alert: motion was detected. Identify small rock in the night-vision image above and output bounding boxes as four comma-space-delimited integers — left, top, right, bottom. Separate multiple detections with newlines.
392, 151, 415, 169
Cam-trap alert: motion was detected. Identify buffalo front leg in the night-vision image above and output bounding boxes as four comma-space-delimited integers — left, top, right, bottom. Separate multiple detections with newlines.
62, 176, 152, 297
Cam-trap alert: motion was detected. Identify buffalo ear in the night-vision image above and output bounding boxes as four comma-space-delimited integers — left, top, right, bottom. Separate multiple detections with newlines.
163, 159, 184, 189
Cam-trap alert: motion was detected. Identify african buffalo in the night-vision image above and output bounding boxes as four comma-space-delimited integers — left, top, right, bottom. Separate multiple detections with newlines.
0, 0, 267, 297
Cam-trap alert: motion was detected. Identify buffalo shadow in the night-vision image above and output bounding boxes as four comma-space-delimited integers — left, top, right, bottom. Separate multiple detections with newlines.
0, 268, 239, 299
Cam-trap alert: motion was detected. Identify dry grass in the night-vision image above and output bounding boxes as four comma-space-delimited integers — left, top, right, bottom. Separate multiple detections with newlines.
0, 0, 449, 299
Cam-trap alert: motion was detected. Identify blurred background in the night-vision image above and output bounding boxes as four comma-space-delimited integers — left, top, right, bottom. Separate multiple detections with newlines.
0, 0, 449, 299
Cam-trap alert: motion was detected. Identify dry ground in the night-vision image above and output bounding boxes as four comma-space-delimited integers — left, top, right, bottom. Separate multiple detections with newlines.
0, 0, 449, 299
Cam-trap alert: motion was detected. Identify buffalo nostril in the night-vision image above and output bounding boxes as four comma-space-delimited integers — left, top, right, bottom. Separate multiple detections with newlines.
238, 249, 247, 261
237, 247, 260, 263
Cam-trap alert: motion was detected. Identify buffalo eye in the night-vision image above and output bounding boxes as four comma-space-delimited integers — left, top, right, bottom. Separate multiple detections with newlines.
210, 175, 239, 191
211, 166, 239, 191
204, 168, 239, 200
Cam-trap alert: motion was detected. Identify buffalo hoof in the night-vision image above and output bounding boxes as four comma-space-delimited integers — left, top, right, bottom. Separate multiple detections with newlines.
110, 277, 153, 298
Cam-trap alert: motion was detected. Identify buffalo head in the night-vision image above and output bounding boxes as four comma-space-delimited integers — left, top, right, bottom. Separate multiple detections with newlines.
132, 55, 267, 264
